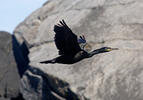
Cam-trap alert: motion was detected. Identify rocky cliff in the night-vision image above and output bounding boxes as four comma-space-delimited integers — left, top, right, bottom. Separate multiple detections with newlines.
12, 0, 143, 100
0, 31, 25, 100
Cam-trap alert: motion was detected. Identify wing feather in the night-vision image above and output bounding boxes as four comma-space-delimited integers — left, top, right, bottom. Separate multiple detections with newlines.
54, 20, 81, 56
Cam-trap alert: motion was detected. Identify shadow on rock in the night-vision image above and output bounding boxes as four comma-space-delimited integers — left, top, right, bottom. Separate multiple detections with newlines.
12, 35, 30, 77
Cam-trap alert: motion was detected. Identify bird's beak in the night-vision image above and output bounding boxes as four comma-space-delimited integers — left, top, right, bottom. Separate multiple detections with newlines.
107, 48, 119, 52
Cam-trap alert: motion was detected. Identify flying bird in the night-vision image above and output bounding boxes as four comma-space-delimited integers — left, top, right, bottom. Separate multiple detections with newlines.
40, 20, 118, 64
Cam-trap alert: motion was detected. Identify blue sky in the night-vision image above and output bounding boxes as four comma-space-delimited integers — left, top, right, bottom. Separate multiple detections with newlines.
0, 0, 47, 33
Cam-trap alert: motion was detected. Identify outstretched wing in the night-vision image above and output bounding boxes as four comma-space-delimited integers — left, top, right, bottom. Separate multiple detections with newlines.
54, 20, 81, 56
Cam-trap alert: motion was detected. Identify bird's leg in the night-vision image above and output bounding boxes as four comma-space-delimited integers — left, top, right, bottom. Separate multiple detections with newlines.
40, 58, 56, 64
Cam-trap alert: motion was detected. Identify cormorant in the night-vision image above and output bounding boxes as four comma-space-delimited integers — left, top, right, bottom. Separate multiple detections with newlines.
40, 20, 118, 64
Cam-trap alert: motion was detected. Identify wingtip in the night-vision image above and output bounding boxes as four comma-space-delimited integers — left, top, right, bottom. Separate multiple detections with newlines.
53, 25, 60, 31
62, 19, 67, 25
59, 19, 67, 26
59, 20, 63, 25
62, 19, 65, 23
61, 19, 65, 22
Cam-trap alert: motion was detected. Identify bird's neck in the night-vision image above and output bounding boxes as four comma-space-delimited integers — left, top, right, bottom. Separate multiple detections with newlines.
88, 48, 107, 57
73, 51, 88, 62
73, 48, 108, 62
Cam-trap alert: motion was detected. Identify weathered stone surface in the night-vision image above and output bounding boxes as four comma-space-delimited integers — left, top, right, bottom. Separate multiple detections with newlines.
0, 31, 20, 99
14, 0, 143, 100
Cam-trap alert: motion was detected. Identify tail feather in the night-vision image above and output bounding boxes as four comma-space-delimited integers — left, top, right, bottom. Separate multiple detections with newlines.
40, 59, 56, 64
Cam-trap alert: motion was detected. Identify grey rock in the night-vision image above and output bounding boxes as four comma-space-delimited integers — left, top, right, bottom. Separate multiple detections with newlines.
14, 0, 143, 100
0, 31, 20, 99
21, 67, 81, 100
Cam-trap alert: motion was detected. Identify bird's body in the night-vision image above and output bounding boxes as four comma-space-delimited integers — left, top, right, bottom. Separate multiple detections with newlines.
41, 50, 88, 64
40, 20, 118, 64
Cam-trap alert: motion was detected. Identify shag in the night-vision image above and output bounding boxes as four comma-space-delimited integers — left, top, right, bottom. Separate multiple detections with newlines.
40, 20, 118, 64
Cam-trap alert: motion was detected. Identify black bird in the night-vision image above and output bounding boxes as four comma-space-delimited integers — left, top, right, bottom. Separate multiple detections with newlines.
40, 20, 118, 64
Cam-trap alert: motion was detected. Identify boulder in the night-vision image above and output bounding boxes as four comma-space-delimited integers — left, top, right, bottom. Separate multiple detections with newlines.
14, 0, 143, 100
0, 31, 20, 99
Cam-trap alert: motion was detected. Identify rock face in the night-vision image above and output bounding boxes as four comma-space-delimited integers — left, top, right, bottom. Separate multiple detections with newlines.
14, 0, 143, 100
0, 31, 20, 100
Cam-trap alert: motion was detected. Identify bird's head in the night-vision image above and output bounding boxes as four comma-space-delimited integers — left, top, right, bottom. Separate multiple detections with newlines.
99, 47, 119, 52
